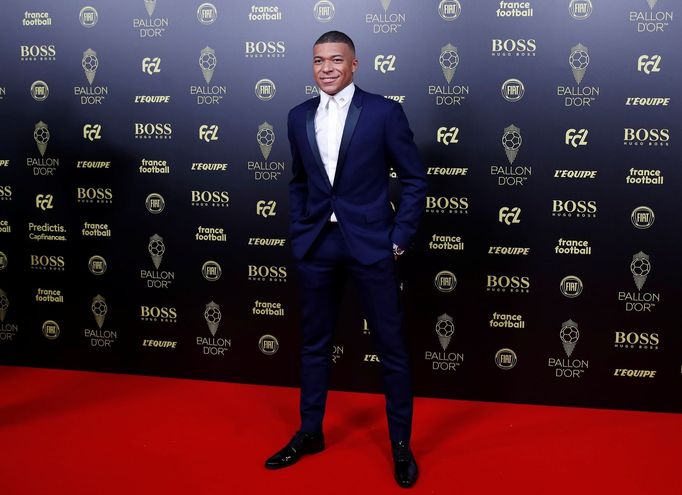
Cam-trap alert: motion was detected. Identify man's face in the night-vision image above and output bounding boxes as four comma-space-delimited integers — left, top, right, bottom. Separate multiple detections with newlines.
313, 42, 358, 96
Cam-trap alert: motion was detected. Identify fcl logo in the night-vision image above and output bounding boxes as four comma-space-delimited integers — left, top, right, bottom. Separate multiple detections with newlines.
35, 194, 54, 210
142, 57, 161, 74
498, 207, 521, 225
437, 126, 459, 145
199, 124, 219, 142
565, 129, 588, 147
83, 124, 102, 141
637, 55, 661, 74
256, 200, 277, 217
374, 55, 396, 73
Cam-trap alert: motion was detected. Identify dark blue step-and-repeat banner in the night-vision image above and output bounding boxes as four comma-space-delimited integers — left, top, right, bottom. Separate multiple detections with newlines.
0, 0, 680, 412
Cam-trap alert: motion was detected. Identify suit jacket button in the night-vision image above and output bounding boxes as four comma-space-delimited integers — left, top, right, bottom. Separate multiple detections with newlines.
331, 195, 337, 201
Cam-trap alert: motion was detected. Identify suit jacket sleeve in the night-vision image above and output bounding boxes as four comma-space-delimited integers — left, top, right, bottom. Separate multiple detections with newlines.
384, 102, 428, 250
288, 110, 308, 225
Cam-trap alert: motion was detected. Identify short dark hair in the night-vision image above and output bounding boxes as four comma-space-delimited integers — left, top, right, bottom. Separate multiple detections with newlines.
314, 31, 355, 54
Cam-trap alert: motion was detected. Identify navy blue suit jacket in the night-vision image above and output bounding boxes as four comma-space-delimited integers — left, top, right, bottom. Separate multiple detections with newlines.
288, 87, 427, 265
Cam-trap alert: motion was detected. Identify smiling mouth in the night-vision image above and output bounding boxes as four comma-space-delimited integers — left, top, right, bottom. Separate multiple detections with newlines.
319, 75, 338, 83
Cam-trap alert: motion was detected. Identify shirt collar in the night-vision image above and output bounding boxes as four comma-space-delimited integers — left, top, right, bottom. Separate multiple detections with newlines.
319, 83, 355, 109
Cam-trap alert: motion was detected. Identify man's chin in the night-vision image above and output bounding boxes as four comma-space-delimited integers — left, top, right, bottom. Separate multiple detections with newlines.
319, 83, 339, 94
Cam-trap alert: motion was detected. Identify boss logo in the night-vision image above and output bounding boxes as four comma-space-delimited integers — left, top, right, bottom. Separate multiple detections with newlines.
77, 187, 113, 202
498, 207, 521, 225
637, 55, 661, 75
20, 44, 56, 60
30, 254, 65, 269
614, 331, 659, 348
552, 200, 597, 217
140, 305, 177, 321
244, 41, 286, 56
374, 54, 397, 73
134, 123, 172, 139
436, 126, 459, 145
199, 124, 219, 142
491, 39, 536, 56
623, 128, 670, 145
83, 124, 102, 141
486, 275, 530, 292
248, 265, 287, 281
191, 190, 230, 207
0, 186, 12, 199
552, 200, 597, 213
426, 196, 469, 210
141, 57, 162, 75
565, 128, 588, 147
35, 193, 54, 210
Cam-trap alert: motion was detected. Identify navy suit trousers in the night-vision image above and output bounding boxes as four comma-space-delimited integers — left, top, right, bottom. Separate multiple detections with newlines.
296, 222, 413, 442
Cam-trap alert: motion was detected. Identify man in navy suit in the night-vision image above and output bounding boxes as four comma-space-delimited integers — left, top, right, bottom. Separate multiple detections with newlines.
264, 31, 427, 488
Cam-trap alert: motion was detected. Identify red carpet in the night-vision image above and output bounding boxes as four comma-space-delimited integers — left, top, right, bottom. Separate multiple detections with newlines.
0, 366, 679, 495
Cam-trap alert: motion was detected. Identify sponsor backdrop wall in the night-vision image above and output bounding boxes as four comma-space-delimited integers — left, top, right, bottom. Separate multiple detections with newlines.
0, 0, 680, 413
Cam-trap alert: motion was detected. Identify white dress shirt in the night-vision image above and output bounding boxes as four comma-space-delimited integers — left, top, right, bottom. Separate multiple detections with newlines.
315, 83, 355, 222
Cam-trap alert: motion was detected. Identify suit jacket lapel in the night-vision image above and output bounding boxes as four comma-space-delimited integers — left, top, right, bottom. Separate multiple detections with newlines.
333, 88, 364, 189
305, 101, 332, 190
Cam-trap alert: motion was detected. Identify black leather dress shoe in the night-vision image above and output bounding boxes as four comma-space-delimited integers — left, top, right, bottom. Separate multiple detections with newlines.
392, 441, 418, 488
264, 431, 325, 470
